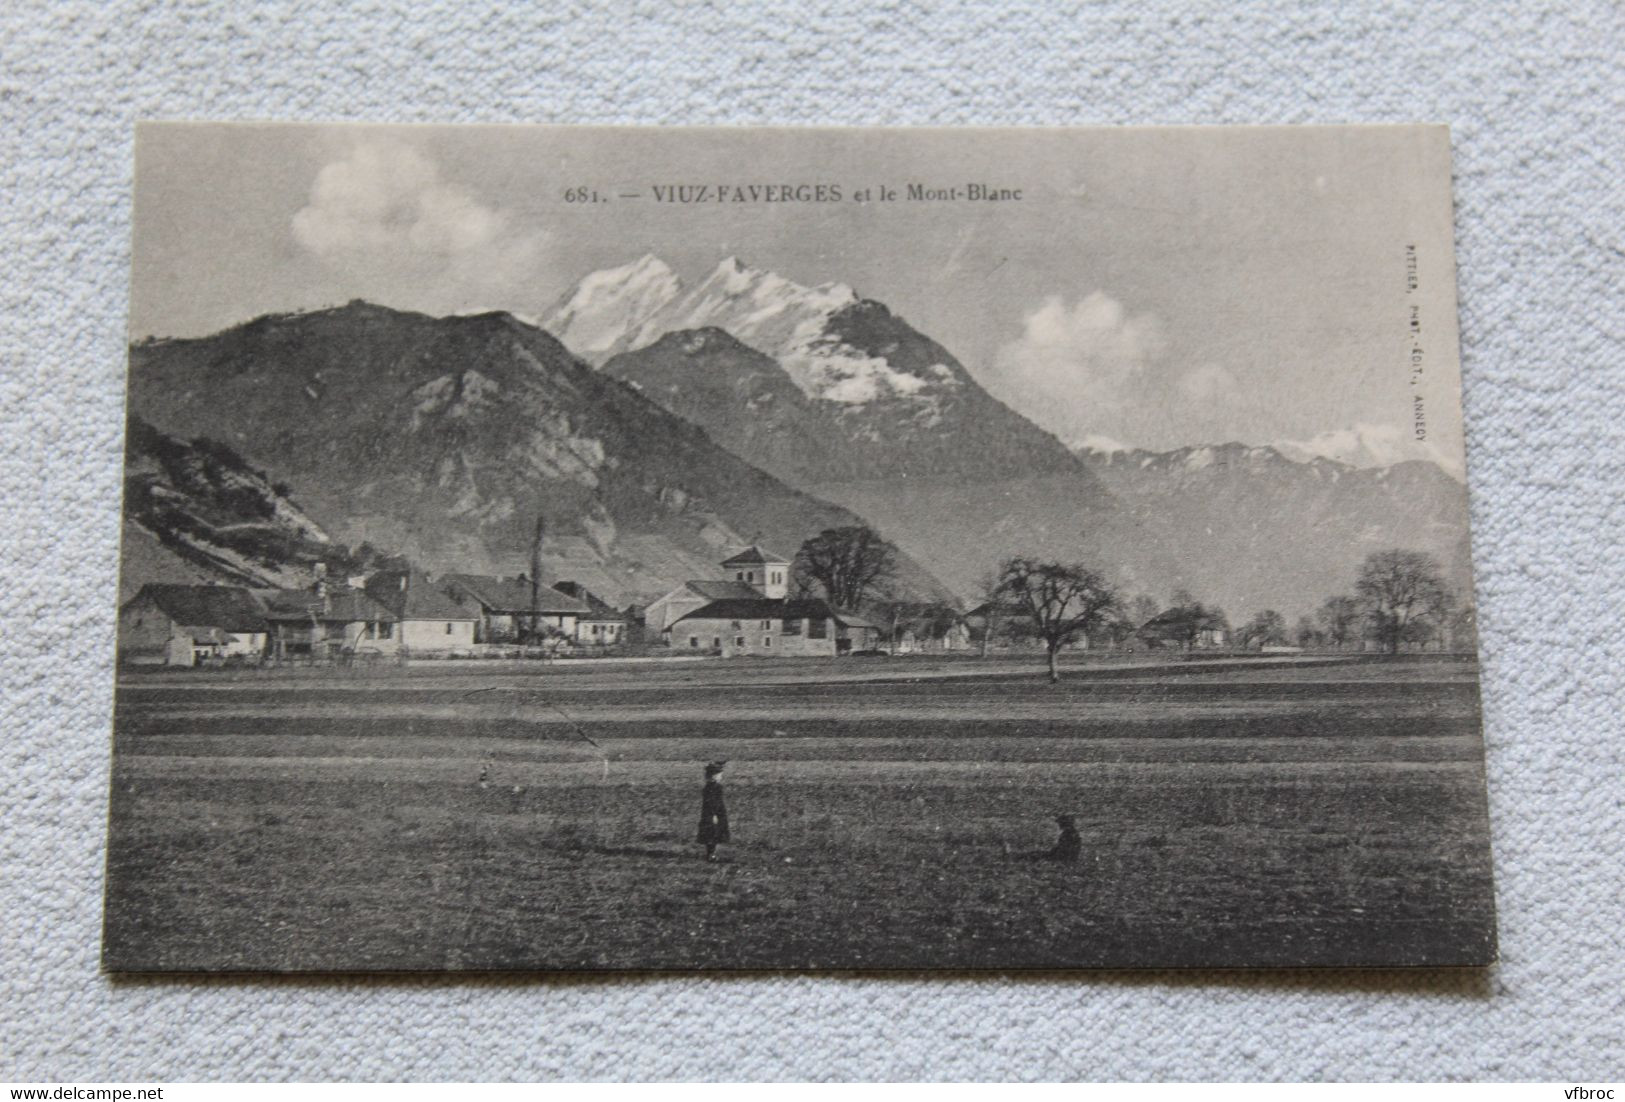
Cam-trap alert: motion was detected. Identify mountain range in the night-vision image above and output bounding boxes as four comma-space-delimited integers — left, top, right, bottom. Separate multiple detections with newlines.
120, 256, 1474, 624
543, 256, 1471, 616
550, 255, 1086, 485
124, 303, 951, 608
544, 256, 1117, 599
1071, 442, 1473, 622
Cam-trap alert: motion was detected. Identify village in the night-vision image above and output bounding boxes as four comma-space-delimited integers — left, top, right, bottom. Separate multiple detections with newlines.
119, 544, 951, 668
116, 533, 1466, 670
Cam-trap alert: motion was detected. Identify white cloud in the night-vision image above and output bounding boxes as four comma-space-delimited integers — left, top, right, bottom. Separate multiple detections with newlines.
293, 142, 497, 257
291, 141, 542, 297
990, 291, 1167, 444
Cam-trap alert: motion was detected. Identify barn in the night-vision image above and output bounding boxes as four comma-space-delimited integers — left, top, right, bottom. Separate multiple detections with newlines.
117, 583, 270, 666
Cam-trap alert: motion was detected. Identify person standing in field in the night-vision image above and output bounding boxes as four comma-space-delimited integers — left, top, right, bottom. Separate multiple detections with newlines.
697, 761, 730, 862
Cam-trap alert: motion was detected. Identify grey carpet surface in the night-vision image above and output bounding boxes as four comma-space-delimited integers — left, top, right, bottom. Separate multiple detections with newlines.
2, 0, 1621, 1082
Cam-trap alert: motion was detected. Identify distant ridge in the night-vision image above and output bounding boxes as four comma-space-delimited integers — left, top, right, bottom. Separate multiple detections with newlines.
1071, 440, 1474, 620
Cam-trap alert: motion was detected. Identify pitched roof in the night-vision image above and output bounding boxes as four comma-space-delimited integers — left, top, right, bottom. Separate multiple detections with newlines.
686, 579, 763, 601
364, 569, 481, 621
126, 584, 268, 632
403, 582, 479, 621
720, 544, 789, 567
1138, 607, 1226, 638
258, 587, 398, 623
551, 581, 623, 621
831, 609, 884, 630
672, 597, 835, 625
440, 573, 591, 615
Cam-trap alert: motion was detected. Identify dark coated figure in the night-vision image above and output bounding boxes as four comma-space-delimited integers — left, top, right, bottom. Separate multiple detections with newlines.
1045, 814, 1082, 862
697, 761, 730, 861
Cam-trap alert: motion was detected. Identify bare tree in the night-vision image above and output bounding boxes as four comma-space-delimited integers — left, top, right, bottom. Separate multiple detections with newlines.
787, 570, 819, 600
1316, 594, 1362, 650
1153, 592, 1227, 649
794, 526, 899, 611
994, 557, 1119, 682
867, 590, 909, 652
1414, 584, 1458, 651
1294, 615, 1323, 648
1237, 609, 1288, 650
973, 571, 1005, 658
1355, 549, 1449, 654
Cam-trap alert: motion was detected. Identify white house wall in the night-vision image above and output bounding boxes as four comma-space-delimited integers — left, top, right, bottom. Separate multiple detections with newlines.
575, 620, 624, 644
672, 617, 837, 658
402, 619, 476, 651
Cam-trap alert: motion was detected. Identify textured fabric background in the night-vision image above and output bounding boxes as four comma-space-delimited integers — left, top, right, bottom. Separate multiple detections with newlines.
2, 0, 1621, 1082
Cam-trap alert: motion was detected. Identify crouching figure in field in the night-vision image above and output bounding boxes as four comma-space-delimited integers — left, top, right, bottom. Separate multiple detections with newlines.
1044, 814, 1081, 863
697, 761, 730, 862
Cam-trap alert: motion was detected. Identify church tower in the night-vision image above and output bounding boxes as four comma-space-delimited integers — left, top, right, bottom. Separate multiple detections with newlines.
721, 545, 791, 599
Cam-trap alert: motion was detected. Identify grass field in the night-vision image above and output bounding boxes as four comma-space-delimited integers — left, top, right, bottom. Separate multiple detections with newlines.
101, 654, 1497, 971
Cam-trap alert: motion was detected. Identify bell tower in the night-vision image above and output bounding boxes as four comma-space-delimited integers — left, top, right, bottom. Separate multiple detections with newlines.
720, 545, 791, 599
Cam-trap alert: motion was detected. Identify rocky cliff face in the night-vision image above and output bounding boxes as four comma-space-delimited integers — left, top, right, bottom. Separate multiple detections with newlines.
120, 416, 335, 598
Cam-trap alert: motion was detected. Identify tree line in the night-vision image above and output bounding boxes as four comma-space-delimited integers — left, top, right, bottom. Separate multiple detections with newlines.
789, 525, 1473, 682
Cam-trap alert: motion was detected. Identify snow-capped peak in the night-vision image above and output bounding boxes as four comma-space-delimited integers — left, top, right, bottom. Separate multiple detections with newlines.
542, 254, 682, 356
543, 255, 950, 406
666, 258, 859, 361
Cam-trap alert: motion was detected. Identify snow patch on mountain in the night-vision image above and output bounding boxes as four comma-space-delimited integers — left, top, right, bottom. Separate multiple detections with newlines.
545, 254, 683, 355
1077, 433, 1462, 483
1073, 433, 1131, 454
545, 255, 958, 405
1277, 422, 1464, 479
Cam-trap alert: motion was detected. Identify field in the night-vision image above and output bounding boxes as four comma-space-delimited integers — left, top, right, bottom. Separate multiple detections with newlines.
101, 654, 1497, 971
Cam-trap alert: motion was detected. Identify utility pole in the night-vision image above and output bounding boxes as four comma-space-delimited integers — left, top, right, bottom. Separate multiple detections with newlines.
528, 513, 545, 644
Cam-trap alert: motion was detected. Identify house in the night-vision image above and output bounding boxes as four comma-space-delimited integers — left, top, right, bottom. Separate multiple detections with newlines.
551, 581, 627, 646
438, 573, 591, 644
894, 608, 973, 654
658, 546, 900, 658
1137, 608, 1229, 649
832, 608, 885, 653
645, 578, 765, 634
646, 545, 793, 633
258, 584, 401, 660
364, 569, 480, 652
669, 596, 841, 658
117, 583, 270, 666
962, 602, 1041, 650
657, 546, 832, 657
871, 602, 970, 654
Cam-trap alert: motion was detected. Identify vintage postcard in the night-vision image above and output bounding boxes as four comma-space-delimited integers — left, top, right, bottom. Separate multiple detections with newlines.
104, 123, 1495, 971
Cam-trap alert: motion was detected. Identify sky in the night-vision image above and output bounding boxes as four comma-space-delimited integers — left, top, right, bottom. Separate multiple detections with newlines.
130, 123, 1466, 468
